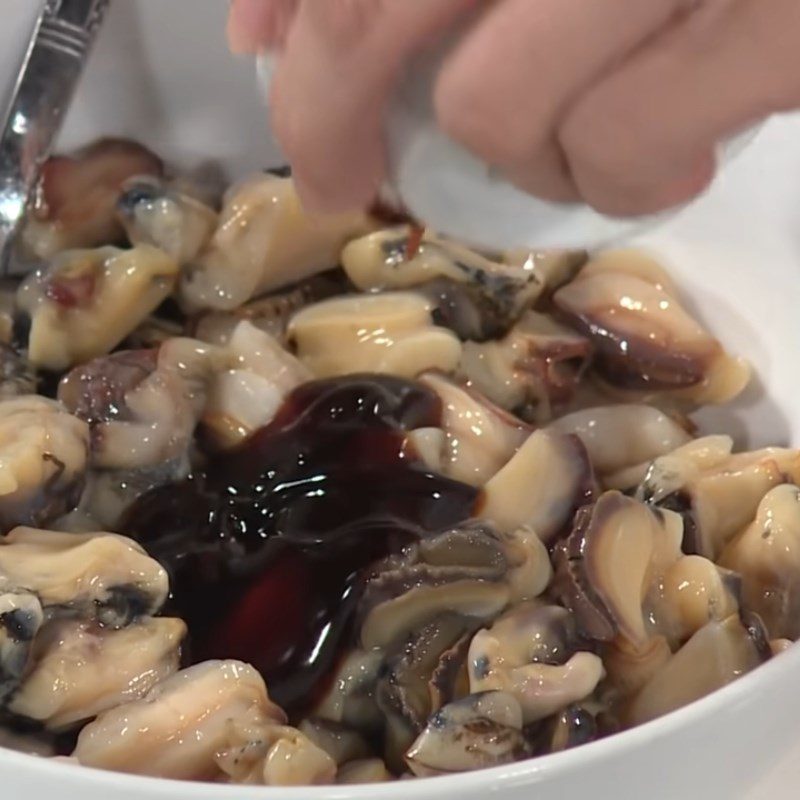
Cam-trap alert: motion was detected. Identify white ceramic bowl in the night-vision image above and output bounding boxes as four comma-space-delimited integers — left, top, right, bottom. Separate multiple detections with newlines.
2, 2, 800, 798
381, 46, 762, 252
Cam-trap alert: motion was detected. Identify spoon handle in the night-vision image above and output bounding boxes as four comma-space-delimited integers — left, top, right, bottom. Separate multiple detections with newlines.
0, 0, 111, 274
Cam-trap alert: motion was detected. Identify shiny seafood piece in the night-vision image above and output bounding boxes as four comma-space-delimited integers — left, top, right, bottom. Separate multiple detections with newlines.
0, 397, 89, 532
359, 528, 552, 765
480, 430, 595, 541
771, 639, 794, 656
18, 246, 179, 371
359, 568, 509, 653
59, 349, 198, 470
0, 728, 57, 757
123, 316, 184, 350
313, 650, 384, 731
342, 230, 542, 340
468, 604, 604, 723
9, 617, 185, 728
60, 321, 308, 461
0, 590, 43, 702
656, 555, 740, 644
404, 428, 447, 473
191, 273, 344, 345
0, 346, 38, 400
501, 526, 553, 603
459, 311, 592, 422
288, 293, 462, 380
226, 321, 311, 394
179, 174, 372, 311
638, 443, 800, 559
155, 336, 228, 413
0, 285, 17, 345
603, 635, 672, 699
337, 759, 393, 784
73, 660, 336, 786
298, 719, 371, 766
0, 527, 168, 625
21, 139, 163, 260
556, 491, 683, 646
73, 660, 279, 778
55, 463, 191, 532
572, 248, 680, 295
162, 324, 307, 450
216, 715, 337, 786
427, 626, 473, 714
501, 249, 588, 295
358, 523, 514, 651
635, 435, 735, 499
554, 256, 750, 404
405, 691, 530, 777
116, 176, 218, 263
538, 705, 598, 754
201, 321, 311, 448
472, 604, 581, 671
549, 405, 693, 488
721, 484, 800, 639
623, 613, 771, 727
376, 613, 479, 769
418, 372, 529, 486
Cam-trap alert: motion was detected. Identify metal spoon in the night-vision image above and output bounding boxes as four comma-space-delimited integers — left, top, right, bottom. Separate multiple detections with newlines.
0, 0, 110, 275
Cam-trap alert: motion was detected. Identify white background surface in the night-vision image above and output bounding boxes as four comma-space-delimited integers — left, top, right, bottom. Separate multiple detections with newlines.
1, 2, 800, 799
0, 0, 282, 172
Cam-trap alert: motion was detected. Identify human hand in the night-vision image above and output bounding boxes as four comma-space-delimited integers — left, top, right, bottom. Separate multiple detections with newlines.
228, 0, 800, 217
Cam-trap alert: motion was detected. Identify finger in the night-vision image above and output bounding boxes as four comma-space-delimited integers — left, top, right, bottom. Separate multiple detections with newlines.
271, 0, 478, 212
227, 0, 299, 54
560, 0, 800, 215
434, 0, 694, 201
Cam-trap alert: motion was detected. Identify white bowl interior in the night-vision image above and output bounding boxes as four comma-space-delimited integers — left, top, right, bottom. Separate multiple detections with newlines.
2, 2, 800, 798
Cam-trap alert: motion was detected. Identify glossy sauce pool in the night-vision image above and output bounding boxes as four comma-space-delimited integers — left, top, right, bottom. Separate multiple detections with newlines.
122, 375, 479, 715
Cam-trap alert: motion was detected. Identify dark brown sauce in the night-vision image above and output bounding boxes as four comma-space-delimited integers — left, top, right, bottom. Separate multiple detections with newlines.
121, 375, 478, 715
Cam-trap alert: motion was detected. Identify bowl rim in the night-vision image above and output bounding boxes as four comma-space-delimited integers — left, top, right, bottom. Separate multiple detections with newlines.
2, 637, 799, 797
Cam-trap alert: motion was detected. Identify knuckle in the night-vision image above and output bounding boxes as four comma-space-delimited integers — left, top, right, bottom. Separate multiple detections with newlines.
559, 87, 644, 182
559, 95, 613, 167
434, 70, 549, 167
305, 0, 385, 50
558, 96, 656, 215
